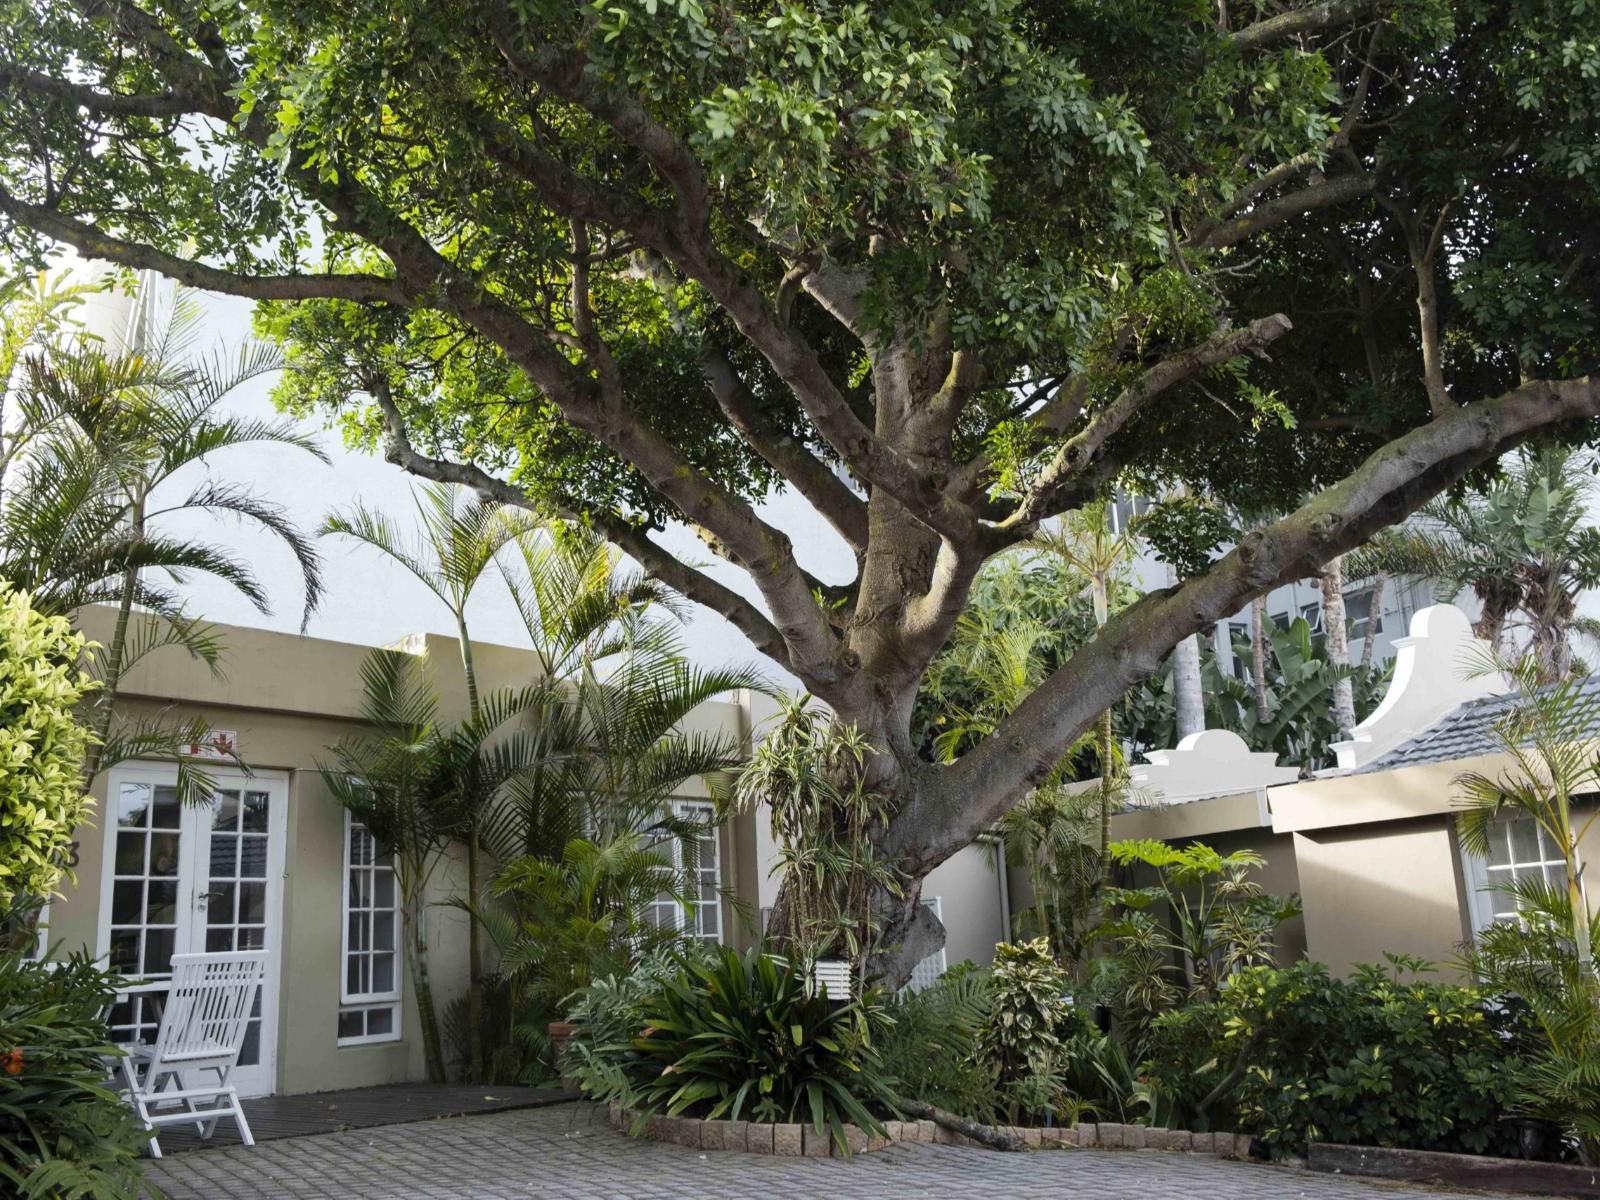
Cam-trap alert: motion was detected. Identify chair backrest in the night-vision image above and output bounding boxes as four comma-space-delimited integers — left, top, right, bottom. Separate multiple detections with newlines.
148, 951, 268, 1071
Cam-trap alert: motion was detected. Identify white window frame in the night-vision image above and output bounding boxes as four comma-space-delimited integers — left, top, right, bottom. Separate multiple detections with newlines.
1461, 812, 1570, 935
904, 897, 947, 992
646, 800, 723, 943
338, 814, 402, 1047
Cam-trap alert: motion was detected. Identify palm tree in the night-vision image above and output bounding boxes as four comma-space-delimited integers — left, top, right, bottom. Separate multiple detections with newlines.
0, 286, 325, 793
1029, 500, 1142, 886
320, 649, 466, 1083
1349, 446, 1600, 682
1455, 646, 1600, 1162
323, 482, 539, 1080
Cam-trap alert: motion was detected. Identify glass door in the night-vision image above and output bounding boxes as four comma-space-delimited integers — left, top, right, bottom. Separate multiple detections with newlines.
100, 765, 287, 1096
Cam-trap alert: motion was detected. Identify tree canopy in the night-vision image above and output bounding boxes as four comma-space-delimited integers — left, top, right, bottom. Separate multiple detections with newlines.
3, 0, 1597, 976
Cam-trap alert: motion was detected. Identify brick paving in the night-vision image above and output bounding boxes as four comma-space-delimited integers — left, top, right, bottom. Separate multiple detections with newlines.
143, 1103, 1522, 1200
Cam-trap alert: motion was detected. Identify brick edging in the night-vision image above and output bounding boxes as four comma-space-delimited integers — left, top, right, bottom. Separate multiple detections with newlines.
607, 1105, 1251, 1160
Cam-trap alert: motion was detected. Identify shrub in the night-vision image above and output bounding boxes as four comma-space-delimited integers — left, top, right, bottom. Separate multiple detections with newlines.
979, 938, 1078, 1080
878, 964, 1002, 1120
0, 949, 148, 1198
625, 946, 894, 1153
0, 585, 96, 917
1144, 958, 1532, 1158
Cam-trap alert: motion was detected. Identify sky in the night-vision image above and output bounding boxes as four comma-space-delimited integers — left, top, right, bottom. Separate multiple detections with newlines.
75, 275, 852, 691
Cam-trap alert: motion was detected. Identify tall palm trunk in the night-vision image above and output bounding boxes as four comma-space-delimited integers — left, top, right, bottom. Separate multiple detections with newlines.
1360, 575, 1385, 671
403, 894, 447, 1083
454, 613, 485, 1084
1251, 595, 1270, 722
1321, 556, 1356, 739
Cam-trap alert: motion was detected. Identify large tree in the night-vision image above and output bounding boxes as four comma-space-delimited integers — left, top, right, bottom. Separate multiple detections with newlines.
3, 0, 1597, 981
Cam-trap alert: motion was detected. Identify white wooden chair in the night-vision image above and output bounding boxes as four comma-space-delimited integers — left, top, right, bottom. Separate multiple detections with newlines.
116, 950, 267, 1158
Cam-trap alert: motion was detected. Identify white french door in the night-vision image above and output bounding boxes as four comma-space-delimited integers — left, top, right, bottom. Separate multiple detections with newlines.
98, 764, 287, 1097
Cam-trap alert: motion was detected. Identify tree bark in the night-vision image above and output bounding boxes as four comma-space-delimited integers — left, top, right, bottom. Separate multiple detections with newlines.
1359, 574, 1385, 671
1321, 556, 1356, 738
1251, 595, 1271, 722
1173, 634, 1205, 741
404, 896, 447, 1083
892, 1098, 1027, 1150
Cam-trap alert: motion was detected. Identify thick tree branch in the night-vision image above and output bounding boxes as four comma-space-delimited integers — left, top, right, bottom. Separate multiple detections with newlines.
1227, 0, 1380, 51
0, 186, 408, 304
1186, 173, 1375, 251
364, 377, 794, 671
901, 373, 1600, 868
698, 346, 870, 556
1003, 315, 1293, 529
0, 59, 196, 117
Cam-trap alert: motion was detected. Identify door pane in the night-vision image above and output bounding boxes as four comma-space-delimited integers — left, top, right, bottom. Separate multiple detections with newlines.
202, 786, 275, 1070
107, 780, 184, 1053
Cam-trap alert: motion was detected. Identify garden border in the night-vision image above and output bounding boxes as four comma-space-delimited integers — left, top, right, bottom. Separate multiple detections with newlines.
608, 1106, 1252, 1160
1308, 1142, 1600, 1198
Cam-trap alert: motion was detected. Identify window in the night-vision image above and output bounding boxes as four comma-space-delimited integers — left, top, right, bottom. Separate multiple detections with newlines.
1226, 622, 1250, 679
1462, 813, 1570, 934
339, 815, 401, 1045
644, 800, 722, 942
904, 898, 947, 992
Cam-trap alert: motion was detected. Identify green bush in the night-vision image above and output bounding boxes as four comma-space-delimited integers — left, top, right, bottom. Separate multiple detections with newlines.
0, 584, 97, 916
877, 964, 1002, 1120
600, 945, 894, 1153
0, 949, 148, 1198
1144, 958, 1532, 1158
979, 938, 1080, 1080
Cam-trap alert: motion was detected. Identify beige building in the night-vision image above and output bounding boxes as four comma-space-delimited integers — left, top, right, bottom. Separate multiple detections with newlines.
45, 612, 1007, 1098
1097, 604, 1598, 978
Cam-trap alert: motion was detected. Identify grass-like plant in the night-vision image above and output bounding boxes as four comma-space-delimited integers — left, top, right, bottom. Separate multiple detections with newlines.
630, 945, 892, 1153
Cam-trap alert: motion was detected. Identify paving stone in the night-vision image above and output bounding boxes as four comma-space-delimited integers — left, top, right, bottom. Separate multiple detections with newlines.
1099, 1122, 1126, 1148
1236, 1134, 1254, 1160
1156, 1128, 1192, 1152
1122, 1125, 1147, 1149
772, 1123, 803, 1156
1075, 1121, 1099, 1147
916, 1119, 937, 1143
841, 1125, 869, 1156
141, 1103, 1530, 1200
1023, 1127, 1043, 1148
1212, 1132, 1238, 1158
802, 1123, 831, 1158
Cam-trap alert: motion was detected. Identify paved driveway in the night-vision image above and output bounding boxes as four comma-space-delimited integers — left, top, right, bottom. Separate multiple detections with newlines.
144, 1104, 1519, 1200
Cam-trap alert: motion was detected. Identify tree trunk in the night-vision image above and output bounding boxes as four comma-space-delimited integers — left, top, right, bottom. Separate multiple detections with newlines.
1321, 556, 1356, 739
1359, 575, 1385, 671
404, 896, 447, 1083
454, 613, 485, 1085
1212, 621, 1231, 677
1251, 595, 1271, 722
1172, 634, 1204, 741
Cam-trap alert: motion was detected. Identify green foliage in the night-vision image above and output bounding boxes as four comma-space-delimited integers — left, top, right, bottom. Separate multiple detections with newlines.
876, 966, 1002, 1121
734, 697, 900, 971
0, 584, 95, 915
979, 939, 1077, 1083
1136, 498, 1239, 581
0, 949, 148, 1199
1349, 446, 1600, 680
491, 834, 689, 1011
1453, 652, 1600, 1162
1095, 840, 1300, 1045
1144, 959, 1532, 1159
628, 946, 893, 1154
1124, 616, 1390, 772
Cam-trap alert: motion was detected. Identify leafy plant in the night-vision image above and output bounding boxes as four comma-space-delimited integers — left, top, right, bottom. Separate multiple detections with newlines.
1454, 647, 1600, 1162
734, 697, 901, 979
1096, 840, 1300, 1048
979, 939, 1075, 1085
1144, 959, 1532, 1158
0, 949, 149, 1199
1124, 617, 1390, 773
876, 965, 1000, 1121
629, 946, 893, 1154
0, 585, 96, 923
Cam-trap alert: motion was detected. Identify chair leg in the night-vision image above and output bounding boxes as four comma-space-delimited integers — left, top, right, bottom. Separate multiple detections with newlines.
230, 1088, 256, 1148
118, 1058, 163, 1159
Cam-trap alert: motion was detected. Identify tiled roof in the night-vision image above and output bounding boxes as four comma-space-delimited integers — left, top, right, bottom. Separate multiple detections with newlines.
1358, 673, 1600, 773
